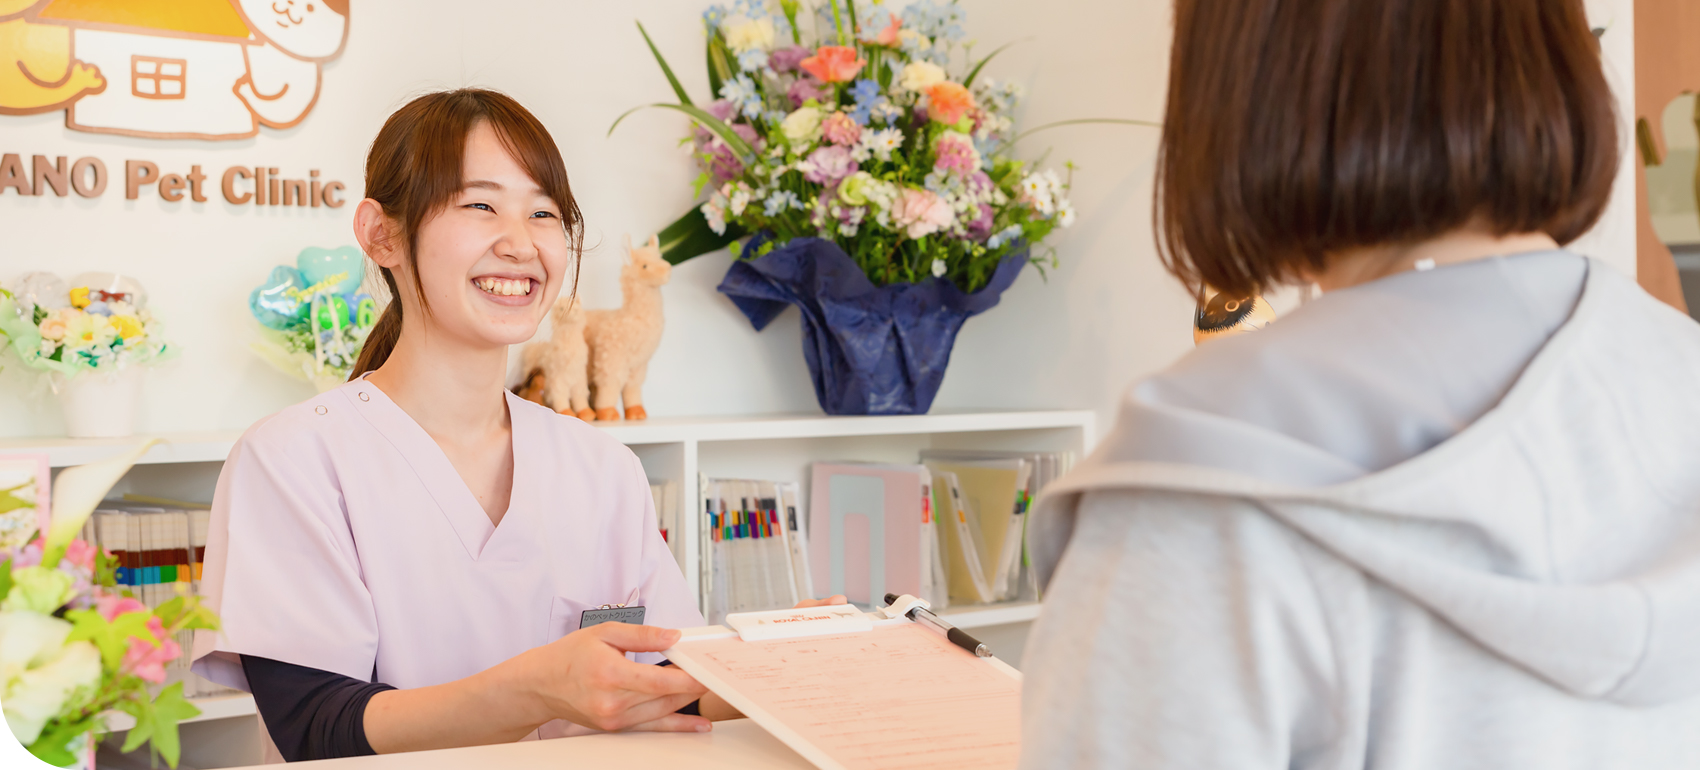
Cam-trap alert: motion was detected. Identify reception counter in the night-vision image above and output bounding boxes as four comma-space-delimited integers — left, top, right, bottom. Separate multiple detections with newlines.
230, 719, 812, 769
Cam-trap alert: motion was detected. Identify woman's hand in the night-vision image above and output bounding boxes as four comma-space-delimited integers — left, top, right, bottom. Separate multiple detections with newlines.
508, 622, 710, 733
697, 595, 851, 721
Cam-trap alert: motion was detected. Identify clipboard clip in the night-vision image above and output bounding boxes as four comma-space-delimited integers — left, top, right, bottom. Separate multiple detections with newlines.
724, 604, 873, 641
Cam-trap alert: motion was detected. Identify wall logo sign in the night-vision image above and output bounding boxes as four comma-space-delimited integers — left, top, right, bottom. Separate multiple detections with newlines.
0, 0, 349, 140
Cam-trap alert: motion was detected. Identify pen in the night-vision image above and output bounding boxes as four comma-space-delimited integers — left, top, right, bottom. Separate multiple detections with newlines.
884, 593, 992, 658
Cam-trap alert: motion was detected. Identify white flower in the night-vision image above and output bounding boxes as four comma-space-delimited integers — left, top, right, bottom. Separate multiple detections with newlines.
1057, 201, 1077, 228
898, 61, 946, 92
1, 612, 101, 746
859, 128, 904, 162
721, 15, 776, 53
931, 259, 948, 278
781, 106, 824, 145
701, 198, 728, 235
726, 183, 753, 217
3, 638, 100, 746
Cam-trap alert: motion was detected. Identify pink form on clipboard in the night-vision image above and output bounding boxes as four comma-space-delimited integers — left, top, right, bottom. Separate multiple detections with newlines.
679, 623, 1020, 769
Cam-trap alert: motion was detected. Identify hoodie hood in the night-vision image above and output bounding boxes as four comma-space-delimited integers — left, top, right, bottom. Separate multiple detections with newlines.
1032, 260, 1700, 707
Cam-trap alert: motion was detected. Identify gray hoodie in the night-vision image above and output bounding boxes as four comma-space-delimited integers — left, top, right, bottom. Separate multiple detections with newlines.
1020, 254, 1700, 769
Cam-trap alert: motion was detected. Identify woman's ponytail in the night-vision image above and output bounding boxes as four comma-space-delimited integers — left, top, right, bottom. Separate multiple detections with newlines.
349, 267, 403, 379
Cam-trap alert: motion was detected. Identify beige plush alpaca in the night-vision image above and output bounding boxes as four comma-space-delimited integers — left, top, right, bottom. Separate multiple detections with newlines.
517, 296, 593, 420
585, 234, 670, 421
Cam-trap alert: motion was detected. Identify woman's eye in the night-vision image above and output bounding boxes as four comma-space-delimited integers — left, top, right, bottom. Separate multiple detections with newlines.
531, 211, 557, 219
466, 202, 494, 212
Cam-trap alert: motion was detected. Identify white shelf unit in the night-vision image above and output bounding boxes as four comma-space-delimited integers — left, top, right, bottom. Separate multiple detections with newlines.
1, 409, 1092, 768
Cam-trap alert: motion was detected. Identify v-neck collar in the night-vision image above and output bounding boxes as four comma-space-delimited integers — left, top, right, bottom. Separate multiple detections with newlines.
341, 378, 529, 561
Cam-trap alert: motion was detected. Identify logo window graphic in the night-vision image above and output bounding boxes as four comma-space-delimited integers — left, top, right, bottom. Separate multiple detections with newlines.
0, 0, 350, 140
131, 55, 186, 100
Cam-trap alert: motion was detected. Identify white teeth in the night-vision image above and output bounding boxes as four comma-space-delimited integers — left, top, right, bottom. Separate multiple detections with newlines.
475, 278, 531, 297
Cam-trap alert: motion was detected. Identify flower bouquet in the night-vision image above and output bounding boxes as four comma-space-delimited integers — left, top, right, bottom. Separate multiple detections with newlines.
0, 442, 219, 769
618, 0, 1147, 413
0, 274, 176, 437
246, 246, 378, 392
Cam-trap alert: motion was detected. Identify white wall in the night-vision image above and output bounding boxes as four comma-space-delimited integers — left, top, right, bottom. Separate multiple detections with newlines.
0, 0, 1636, 441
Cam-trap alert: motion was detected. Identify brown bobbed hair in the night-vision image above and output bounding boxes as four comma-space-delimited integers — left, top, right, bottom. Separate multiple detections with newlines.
1156, 0, 1619, 297
350, 88, 584, 379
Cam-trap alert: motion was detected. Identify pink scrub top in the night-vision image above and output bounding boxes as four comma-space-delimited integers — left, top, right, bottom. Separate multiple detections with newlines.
191, 378, 701, 738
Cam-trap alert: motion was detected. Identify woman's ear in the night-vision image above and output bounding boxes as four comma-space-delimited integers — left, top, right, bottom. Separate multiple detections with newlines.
353, 199, 401, 269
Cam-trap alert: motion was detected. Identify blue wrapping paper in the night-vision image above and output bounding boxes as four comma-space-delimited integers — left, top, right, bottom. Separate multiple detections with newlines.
718, 236, 1028, 415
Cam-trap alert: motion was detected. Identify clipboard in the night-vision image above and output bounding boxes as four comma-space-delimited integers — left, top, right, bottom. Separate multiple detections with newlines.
663, 604, 1023, 770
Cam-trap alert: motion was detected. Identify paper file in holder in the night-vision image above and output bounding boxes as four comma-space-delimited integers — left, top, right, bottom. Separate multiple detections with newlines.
725, 604, 873, 641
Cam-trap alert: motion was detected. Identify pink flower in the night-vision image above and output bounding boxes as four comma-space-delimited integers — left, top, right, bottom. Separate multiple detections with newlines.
866, 16, 902, 47
892, 188, 955, 239
788, 76, 831, 108
121, 616, 180, 685
97, 593, 148, 622
694, 121, 764, 186
769, 45, 811, 74
799, 145, 859, 185
926, 82, 975, 125
800, 46, 865, 84
822, 112, 861, 146
64, 540, 96, 572
934, 132, 982, 175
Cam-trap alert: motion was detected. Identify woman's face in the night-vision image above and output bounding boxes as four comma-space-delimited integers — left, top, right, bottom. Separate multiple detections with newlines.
404, 122, 569, 350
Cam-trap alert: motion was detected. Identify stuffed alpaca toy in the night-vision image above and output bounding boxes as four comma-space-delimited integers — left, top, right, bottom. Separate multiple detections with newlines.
517, 296, 593, 420
585, 234, 670, 421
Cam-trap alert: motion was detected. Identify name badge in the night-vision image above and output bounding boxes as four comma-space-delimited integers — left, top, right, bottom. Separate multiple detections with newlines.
580, 605, 646, 629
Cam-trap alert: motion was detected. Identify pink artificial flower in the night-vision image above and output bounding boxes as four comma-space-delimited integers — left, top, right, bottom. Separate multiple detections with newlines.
800, 145, 859, 185
769, 45, 811, 74
97, 593, 148, 622
800, 46, 866, 84
120, 617, 179, 685
927, 82, 975, 126
64, 540, 96, 572
966, 203, 995, 241
10, 538, 43, 568
694, 121, 764, 186
892, 188, 955, 239
822, 112, 862, 146
934, 132, 981, 175
866, 16, 902, 47
788, 76, 831, 108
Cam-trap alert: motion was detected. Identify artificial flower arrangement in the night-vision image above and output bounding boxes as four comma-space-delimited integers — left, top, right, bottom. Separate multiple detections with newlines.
247, 247, 378, 392
0, 273, 173, 381
0, 442, 218, 769
617, 0, 1147, 414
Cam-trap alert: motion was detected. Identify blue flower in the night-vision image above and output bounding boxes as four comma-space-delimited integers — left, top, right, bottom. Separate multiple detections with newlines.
850, 79, 882, 104
718, 75, 764, 120
901, 0, 967, 43
986, 224, 1024, 249
737, 48, 769, 73
764, 190, 804, 216
703, 5, 729, 30
848, 79, 888, 127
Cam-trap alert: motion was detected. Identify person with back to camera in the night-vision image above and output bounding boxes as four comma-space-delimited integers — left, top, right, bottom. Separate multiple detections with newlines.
1020, 1, 1700, 768
190, 88, 843, 762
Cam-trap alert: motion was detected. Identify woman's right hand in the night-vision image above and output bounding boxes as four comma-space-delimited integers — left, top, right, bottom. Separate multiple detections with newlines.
508, 622, 710, 733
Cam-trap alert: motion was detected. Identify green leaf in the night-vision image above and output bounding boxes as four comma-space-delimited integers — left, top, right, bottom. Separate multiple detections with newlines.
610, 102, 756, 158
117, 698, 153, 754
148, 683, 200, 768
964, 39, 1025, 88
0, 480, 30, 514
706, 32, 734, 99
656, 207, 747, 265
636, 21, 693, 107
1007, 118, 1163, 148
0, 557, 12, 607
27, 713, 97, 767
93, 547, 117, 588
66, 608, 157, 672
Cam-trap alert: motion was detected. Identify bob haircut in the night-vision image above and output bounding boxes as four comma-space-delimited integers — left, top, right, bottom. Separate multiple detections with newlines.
351, 88, 584, 378
1156, 0, 1619, 297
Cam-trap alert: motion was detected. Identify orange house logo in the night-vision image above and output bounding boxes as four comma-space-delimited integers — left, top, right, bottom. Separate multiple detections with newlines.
0, 0, 349, 140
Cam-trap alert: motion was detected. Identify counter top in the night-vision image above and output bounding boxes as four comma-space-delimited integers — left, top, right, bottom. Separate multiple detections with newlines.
232, 719, 812, 769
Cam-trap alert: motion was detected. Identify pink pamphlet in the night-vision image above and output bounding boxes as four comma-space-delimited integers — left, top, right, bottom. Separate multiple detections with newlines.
664, 612, 1022, 770
807, 464, 926, 606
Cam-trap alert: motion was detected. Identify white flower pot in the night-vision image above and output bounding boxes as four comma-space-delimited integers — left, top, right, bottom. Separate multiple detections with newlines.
56, 367, 144, 438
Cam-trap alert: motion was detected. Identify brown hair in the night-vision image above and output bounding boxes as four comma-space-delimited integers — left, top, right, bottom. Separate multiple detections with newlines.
1156, 0, 1619, 297
351, 88, 584, 378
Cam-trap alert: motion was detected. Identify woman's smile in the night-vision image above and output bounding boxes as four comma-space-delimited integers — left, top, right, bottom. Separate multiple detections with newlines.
471, 275, 538, 304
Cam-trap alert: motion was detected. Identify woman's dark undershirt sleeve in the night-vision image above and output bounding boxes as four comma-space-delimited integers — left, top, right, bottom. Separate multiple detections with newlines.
242, 656, 704, 762
240, 654, 394, 762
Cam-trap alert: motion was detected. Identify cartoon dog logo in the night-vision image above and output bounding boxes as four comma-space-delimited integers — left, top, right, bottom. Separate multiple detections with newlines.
0, 0, 348, 140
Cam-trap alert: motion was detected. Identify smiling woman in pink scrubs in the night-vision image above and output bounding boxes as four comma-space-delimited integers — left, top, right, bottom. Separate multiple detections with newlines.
190, 89, 830, 761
